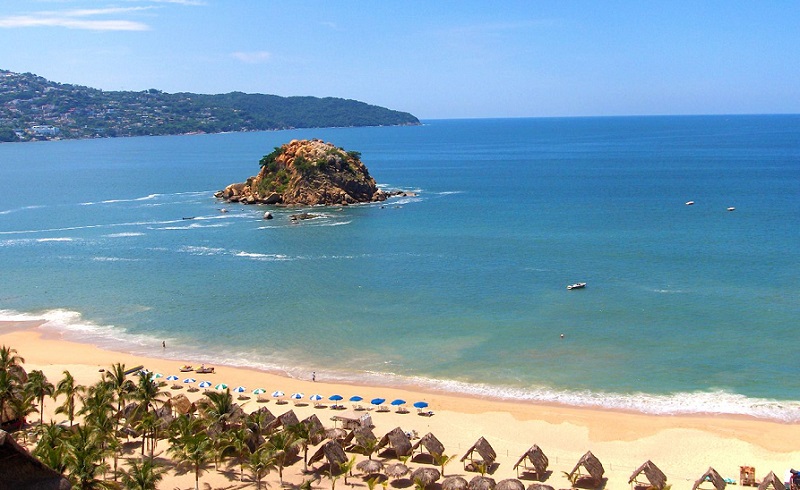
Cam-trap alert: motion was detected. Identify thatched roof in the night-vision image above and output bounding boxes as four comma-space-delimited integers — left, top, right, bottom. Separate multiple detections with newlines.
377, 427, 412, 458
266, 409, 300, 432
0, 429, 71, 489
512, 445, 548, 476
496, 479, 524, 490
442, 476, 469, 490
411, 432, 445, 457
412, 467, 441, 487
461, 437, 497, 465
386, 463, 410, 479
308, 440, 347, 468
170, 394, 194, 415
629, 460, 667, 490
692, 467, 726, 490
568, 451, 605, 484
526, 484, 555, 490
344, 425, 378, 452
356, 459, 384, 475
757, 471, 785, 490
469, 475, 496, 490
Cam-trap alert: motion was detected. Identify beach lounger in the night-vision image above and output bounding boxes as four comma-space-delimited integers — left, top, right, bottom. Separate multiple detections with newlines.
376, 405, 390, 412
256, 395, 269, 403
353, 404, 364, 411
237, 394, 251, 401
417, 409, 434, 417
171, 384, 183, 390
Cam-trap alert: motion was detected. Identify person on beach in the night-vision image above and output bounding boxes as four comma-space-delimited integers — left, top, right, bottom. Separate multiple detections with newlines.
162, 340, 166, 348
312, 371, 316, 382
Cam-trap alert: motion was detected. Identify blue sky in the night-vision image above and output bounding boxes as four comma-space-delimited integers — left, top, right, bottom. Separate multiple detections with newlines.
1, 1, 798, 119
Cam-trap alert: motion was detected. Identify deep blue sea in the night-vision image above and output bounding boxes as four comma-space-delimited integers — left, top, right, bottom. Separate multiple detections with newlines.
1, 116, 799, 420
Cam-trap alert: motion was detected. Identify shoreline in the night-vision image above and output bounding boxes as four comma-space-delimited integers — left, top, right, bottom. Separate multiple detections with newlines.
4, 320, 800, 489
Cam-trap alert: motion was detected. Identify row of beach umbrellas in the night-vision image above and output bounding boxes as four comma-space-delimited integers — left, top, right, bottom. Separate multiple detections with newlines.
158, 373, 430, 408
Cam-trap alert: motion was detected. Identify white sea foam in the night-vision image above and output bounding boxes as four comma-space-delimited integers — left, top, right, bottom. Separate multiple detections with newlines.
179, 245, 226, 255
104, 232, 145, 238
150, 222, 230, 231
91, 256, 140, 262
36, 237, 74, 243
234, 251, 291, 261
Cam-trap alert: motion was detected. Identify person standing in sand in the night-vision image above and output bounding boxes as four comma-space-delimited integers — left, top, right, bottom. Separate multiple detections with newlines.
312, 371, 316, 382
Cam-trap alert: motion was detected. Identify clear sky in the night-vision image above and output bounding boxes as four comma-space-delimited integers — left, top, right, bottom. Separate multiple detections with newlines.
1, 1, 798, 119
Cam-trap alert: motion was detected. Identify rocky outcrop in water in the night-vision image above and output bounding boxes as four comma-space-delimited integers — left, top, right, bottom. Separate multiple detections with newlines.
216, 139, 397, 206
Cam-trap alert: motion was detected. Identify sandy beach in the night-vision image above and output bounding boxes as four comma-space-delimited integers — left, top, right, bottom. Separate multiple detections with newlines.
3, 321, 800, 490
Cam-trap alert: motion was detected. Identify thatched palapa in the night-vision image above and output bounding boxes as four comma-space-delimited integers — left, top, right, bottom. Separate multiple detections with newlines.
308, 440, 347, 469
0, 429, 71, 489
496, 478, 525, 490
692, 467, 727, 490
469, 475, 497, 490
757, 471, 784, 490
411, 432, 445, 458
266, 409, 300, 432
442, 476, 469, 490
301, 414, 326, 445
629, 460, 667, 490
461, 436, 497, 470
376, 426, 413, 458
568, 451, 605, 486
512, 444, 548, 479
412, 467, 442, 487
170, 393, 194, 416
344, 425, 378, 453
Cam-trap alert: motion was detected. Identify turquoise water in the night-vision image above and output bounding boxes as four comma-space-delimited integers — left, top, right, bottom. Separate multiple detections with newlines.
1, 116, 799, 420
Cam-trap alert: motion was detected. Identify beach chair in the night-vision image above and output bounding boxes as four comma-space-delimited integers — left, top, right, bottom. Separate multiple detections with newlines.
237, 394, 251, 401
256, 395, 269, 403
376, 405, 390, 412
171, 384, 183, 390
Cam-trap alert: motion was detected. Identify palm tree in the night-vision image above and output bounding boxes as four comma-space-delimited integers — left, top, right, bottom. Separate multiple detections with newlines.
118, 458, 166, 490
198, 388, 236, 431
287, 422, 313, 472
0, 345, 25, 371
64, 424, 111, 489
242, 444, 277, 490
134, 411, 159, 458
0, 368, 21, 428
432, 453, 458, 477
266, 429, 299, 484
218, 426, 252, 481
32, 421, 69, 473
55, 370, 84, 427
168, 429, 213, 490
103, 363, 133, 426
338, 456, 356, 485
356, 436, 381, 461
131, 373, 167, 416
24, 369, 54, 425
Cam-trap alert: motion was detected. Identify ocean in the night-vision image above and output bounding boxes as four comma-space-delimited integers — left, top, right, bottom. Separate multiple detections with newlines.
1, 115, 798, 421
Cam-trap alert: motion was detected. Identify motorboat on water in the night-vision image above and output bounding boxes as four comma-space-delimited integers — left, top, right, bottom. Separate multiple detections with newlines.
567, 282, 586, 290
685, 201, 694, 205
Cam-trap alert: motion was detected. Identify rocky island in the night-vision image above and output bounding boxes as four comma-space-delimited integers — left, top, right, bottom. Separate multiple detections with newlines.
216, 139, 406, 206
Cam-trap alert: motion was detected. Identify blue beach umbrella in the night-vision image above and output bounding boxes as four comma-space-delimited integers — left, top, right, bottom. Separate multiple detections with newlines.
370, 398, 385, 406
390, 399, 406, 406
291, 392, 304, 400
413, 401, 429, 409
309, 394, 323, 401
183, 378, 196, 384
166, 375, 179, 381
349, 396, 363, 402
233, 386, 246, 393
198, 381, 211, 388
271, 390, 285, 398
329, 394, 343, 401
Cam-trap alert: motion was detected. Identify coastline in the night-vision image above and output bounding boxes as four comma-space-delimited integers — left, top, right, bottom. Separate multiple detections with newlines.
4, 320, 800, 490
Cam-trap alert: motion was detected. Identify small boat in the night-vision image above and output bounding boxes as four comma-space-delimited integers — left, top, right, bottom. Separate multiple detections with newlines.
685, 201, 694, 205
179, 365, 193, 372
567, 282, 586, 290
196, 366, 215, 374
727, 207, 735, 211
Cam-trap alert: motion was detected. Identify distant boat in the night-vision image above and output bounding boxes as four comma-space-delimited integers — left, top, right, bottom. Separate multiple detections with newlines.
182, 216, 195, 220
727, 207, 735, 211
685, 201, 694, 205
567, 282, 586, 290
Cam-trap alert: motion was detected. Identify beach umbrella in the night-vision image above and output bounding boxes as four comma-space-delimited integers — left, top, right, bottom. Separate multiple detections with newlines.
309, 394, 323, 401
150, 373, 163, 380
233, 386, 246, 393
198, 381, 211, 388
390, 399, 406, 406
349, 395, 363, 402
413, 401, 429, 409
214, 383, 228, 390
412, 467, 441, 487
386, 463, 409, 479
271, 390, 284, 398
325, 427, 347, 440
291, 392, 304, 400
442, 476, 469, 490
252, 388, 266, 395
183, 378, 196, 384
370, 398, 385, 406
166, 375, 179, 381
329, 394, 343, 401
357, 459, 385, 475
